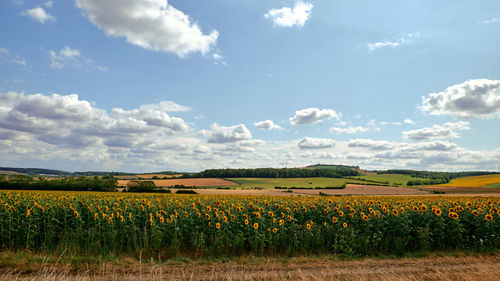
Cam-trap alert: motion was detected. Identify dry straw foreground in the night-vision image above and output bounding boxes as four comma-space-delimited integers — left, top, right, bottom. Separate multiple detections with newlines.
2, 254, 499, 281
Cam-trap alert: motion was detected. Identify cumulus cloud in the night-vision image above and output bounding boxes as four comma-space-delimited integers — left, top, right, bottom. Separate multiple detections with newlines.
402, 121, 470, 141
330, 126, 369, 134
290, 107, 340, 125
23, 6, 55, 24
298, 137, 336, 149
75, 0, 218, 58
368, 32, 420, 51
254, 120, 283, 130
420, 79, 500, 118
348, 139, 395, 150
0, 91, 189, 149
204, 124, 252, 143
264, 1, 313, 28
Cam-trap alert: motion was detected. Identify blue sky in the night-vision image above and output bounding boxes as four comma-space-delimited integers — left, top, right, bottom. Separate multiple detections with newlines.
1, 0, 500, 172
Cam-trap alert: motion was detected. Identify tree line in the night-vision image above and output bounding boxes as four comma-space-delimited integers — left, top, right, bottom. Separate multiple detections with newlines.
0, 175, 117, 192
183, 167, 360, 178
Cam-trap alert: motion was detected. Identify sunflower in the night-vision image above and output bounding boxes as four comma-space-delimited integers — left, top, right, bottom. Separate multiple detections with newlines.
244, 219, 249, 225
485, 214, 493, 222
306, 223, 311, 230
253, 222, 259, 229
332, 216, 338, 223
434, 208, 442, 216
272, 228, 278, 233
342, 222, 348, 228
216, 222, 221, 229
448, 212, 459, 220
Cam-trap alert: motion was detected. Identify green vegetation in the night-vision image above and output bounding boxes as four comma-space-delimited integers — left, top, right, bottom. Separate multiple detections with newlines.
349, 174, 428, 186
484, 183, 500, 189
1, 191, 499, 258
376, 169, 498, 184
185, 167, 359, 179
0, 175, 117, 192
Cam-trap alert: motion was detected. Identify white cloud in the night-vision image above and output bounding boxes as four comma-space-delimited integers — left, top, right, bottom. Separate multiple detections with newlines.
0, 48, 28, 66
368, 32, 420, 51
23, 6, 55, 24
402, 121, 470, 141
204, 123, 252, 143
44, 1, 53, 8
254, 120, 283, 130
264, 1, 313, 28
404, 119, 415, 125
48, 46, 106, 71
75, 0, 218, 58
290, 107, 340, 125
0, 91, 190, 149
330, 126, 369, 134
348, 139, 395, 150
420, 79, 500, 118
298, 137, 336, 149
49, 47, 81, 69
481, 16, 500, 24
379, 121, 401, 126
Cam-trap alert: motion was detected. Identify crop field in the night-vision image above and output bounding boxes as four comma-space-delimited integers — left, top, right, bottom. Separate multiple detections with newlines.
117, 178, 235, 187
226, 177, 367, 188
439, 174, 500, 188
1, 190, 499, 259
351, 174, 430, 186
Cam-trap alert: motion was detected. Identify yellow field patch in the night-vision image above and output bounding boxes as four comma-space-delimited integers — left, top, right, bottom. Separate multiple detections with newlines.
440, 174, 500, 187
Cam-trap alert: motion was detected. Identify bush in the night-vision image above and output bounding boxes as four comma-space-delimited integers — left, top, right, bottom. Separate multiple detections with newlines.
175, 189, 198, 194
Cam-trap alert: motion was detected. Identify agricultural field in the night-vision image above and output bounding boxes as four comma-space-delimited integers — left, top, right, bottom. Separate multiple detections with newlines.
117, 178, 235, 187
439, 174, 500, 188
351, 174, 431, 186
226, 177, 366, 188
1, 190, 499, 260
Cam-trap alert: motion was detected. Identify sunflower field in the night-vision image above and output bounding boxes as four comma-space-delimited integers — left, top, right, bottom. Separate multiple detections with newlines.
0, 191, 499, 257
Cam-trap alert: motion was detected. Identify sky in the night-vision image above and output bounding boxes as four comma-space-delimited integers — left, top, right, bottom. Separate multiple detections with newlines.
1, 0, 500, 173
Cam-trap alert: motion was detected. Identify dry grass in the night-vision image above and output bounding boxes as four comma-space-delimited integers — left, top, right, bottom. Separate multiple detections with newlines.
1, 254, 499, 281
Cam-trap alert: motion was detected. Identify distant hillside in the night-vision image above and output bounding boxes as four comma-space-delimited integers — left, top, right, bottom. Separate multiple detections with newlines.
306, 164, 360, 170
0, 167, 135, 177
0, 167, 71, 176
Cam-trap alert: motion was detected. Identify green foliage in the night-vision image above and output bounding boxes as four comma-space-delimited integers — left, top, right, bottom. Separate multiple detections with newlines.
1, 192, 499, 258
0, 175, 117, 192
185, 167, 360, 179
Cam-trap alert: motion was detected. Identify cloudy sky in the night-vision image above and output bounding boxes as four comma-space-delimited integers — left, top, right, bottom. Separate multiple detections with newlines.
1, 0, 500, 172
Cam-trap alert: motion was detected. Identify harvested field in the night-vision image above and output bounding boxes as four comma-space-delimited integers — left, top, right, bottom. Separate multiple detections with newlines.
117, 178, 235, 187
172, 184, 429, 196
419, 185, 500, 194
2, 254, 499, 281
439, 174, 500, 188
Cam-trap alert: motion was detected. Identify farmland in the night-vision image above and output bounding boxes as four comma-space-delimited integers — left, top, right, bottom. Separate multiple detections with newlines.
1, 190, 499, 259
117, 178, 235, 187
227, 177, 364, 188
439, 174, 500, 188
